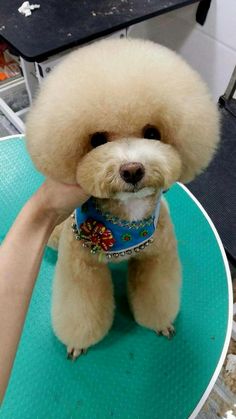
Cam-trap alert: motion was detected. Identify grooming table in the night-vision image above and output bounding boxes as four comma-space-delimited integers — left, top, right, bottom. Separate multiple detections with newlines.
0, 135, 232, 419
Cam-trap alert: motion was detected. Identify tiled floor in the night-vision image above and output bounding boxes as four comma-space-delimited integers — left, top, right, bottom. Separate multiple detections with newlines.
0, 111, 20, 136
0, 84, 29, 136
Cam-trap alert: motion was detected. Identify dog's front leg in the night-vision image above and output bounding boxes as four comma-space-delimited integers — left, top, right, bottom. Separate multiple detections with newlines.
128, 251, 181, 337
51, 221, 115, 360
127, 214, 181, 337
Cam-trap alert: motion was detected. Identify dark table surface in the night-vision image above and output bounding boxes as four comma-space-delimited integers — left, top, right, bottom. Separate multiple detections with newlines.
0, 0, 200, 62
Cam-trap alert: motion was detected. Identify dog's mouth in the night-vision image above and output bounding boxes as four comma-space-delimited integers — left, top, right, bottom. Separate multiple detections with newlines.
113, 186, 156, 201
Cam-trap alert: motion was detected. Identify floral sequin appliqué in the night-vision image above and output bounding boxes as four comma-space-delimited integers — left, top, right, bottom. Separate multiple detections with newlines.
78, 218, 115, 252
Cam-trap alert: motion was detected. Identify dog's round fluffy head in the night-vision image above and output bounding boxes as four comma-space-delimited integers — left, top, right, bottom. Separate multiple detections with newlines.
26, 38, 219, 198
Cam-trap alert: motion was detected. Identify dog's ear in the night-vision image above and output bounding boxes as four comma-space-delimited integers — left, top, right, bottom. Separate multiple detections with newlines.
141, 42, 220, 184
26, 65, 89, 184
173, 92, 220, 184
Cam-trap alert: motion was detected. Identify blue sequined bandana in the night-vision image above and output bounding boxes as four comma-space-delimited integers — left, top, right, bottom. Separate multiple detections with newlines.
71, 195, 162, 260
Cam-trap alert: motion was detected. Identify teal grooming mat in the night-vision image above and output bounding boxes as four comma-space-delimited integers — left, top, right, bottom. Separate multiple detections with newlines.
0, 135, 232, 419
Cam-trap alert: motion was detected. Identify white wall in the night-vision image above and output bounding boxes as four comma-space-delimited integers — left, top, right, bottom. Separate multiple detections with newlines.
129, 0, 236, 101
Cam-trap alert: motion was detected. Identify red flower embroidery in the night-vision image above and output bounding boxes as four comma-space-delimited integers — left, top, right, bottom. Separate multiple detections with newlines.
79, 218, 115, 251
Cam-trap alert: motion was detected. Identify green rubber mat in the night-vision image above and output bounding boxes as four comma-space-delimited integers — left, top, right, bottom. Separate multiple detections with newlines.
0, 136, 230, 419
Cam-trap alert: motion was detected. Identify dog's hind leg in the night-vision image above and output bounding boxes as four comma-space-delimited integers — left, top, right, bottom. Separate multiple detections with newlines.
47, 222, 64, 250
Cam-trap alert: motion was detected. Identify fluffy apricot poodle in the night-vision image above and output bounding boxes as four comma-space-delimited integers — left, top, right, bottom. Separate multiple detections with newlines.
26, 38, 219, 360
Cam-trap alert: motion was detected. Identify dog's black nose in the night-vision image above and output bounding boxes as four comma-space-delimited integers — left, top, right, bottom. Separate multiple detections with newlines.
119, 162, 145, 185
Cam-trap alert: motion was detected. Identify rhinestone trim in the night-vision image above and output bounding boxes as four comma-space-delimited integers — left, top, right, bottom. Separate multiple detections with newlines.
71, 213, 154, 259
92, 198, 154, 229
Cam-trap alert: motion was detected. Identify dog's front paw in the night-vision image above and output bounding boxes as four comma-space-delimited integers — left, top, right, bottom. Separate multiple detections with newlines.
157, 324, 175, 339
67, 346, 88, 361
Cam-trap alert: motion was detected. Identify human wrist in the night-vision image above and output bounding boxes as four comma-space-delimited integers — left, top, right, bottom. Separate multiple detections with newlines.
27, 192, 60, 233
26, 179, 89, 231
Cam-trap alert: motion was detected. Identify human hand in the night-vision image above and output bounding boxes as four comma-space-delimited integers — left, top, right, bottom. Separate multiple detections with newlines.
31, 179, 90, 227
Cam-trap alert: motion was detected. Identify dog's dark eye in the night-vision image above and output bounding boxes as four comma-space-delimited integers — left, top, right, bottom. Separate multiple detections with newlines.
90, 132, 108, 148
143, 126, 161, 141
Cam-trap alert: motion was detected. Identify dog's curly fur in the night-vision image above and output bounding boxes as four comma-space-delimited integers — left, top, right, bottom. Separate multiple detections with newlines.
26, 38, 219, 358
